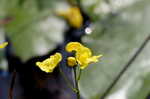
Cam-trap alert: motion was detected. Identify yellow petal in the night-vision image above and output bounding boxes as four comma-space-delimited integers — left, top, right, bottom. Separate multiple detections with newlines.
0, 42, 8, 48
67, 57, 77, 67
65, 42, 82, 52
50, 53, 62, 64
67, 7, 83, 28
80, 55, 102, 69
75, 46, 91, 66
36, 59, 53, 73
36, 53, 62, 73
57, 10, 70, 18
87, 55, 103, 63
57, 7, 83, 28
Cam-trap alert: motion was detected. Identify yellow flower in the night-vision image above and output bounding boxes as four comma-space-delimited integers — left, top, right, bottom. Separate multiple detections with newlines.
57, 6, 83, 28
0, 42, 8, 48
66, 42, 102, 69
36, 53, 62, 73
67, 57, 77, 67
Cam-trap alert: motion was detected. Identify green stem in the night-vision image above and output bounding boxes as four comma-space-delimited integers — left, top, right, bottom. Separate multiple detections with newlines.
59, 67, 77, 93
77, 69, 82, 81
73, 67, 80, 99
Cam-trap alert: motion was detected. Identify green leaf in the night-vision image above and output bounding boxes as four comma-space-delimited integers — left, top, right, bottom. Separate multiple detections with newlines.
4, 2, 65, 61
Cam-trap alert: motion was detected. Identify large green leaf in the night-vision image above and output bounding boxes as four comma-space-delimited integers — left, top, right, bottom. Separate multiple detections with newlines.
80, 0, 150, 99
4, 0, 66, 61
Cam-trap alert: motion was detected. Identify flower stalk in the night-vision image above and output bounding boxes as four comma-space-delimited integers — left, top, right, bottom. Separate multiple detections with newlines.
73, 66, 80, 99
65, 42, 102, 99
59, 66, 78, 93
77, 68, 82, 81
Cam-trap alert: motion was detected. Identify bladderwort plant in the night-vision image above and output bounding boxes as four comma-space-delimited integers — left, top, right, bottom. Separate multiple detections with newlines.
36, 42, 102, 99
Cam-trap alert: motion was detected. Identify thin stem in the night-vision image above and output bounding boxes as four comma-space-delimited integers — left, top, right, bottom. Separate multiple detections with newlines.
73, 67, 80, 99
59, 67, 78, 93
8, 70, 16, 99
100, 35, 150, 99
77, 69, 82, 81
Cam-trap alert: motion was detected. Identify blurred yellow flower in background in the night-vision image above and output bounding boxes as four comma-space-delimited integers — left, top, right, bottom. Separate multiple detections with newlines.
36, 53, 62, 73
0, 42, 8, 48
67, 57, 77, 67
66, 42, 102, 69
57, 6, 83, 28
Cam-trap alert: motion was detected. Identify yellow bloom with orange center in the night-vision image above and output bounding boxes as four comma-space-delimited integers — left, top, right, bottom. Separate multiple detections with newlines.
36, 53, 62, 73
0, 42, 8, 48
67, 57, 77, 67
66, 42, 102, 69
57, 6, 83, 28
